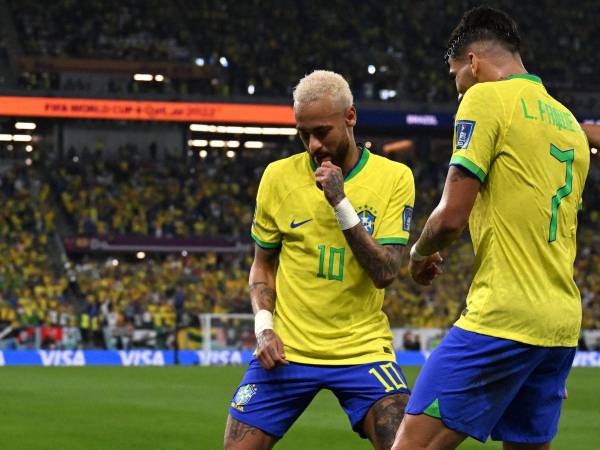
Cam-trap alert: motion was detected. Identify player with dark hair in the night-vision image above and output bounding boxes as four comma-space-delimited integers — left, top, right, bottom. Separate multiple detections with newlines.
392, 6, 590, 450
224, 70, 415, 450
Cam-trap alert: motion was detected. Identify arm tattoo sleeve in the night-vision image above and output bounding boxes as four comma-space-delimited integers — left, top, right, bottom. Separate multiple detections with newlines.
343, 225, 404, 288
249, 282, 276, 313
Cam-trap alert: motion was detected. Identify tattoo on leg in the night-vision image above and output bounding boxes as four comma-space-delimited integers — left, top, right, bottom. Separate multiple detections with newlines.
371, 394, 408, 449
225, 417, 260, 443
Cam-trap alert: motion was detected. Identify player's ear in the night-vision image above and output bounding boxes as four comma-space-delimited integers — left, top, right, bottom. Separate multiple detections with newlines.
345, 105, 357, 127
468, 52, 479, 78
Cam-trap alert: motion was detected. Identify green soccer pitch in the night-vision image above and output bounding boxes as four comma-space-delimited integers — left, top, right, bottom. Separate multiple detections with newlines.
0, 366, 598, 450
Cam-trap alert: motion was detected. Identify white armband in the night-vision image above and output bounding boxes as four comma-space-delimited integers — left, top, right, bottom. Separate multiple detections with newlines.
254, 309, 273, 336
334, 197, 360, 230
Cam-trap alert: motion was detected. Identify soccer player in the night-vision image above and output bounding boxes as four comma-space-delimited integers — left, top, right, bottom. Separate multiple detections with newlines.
392, 7, 590, 450
224, 70, 415, 450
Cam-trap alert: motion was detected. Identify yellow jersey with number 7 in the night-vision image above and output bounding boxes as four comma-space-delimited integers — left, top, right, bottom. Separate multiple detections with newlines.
450, 74, 589, 347
251, 147, 415, 364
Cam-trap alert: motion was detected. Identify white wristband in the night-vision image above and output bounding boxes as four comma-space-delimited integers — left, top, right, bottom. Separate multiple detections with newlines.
410, 244, 428, 262
334, 197, 360, 230
254, 309, 273, 336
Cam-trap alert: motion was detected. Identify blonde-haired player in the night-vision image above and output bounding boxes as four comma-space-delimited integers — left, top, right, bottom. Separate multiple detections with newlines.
224, 70, 415, 449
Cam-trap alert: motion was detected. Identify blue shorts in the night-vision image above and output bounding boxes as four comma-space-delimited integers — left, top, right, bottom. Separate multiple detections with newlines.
229, 358, 410, 438
406, 326, 575, 443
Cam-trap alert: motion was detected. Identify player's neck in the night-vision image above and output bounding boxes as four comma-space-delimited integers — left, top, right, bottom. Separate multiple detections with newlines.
492, 58, 528, 81
341, 143, 361, 177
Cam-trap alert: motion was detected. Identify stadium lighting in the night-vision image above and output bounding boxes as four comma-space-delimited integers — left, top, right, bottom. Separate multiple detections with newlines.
15, 122, 36, 130
73, 156, 79, 163
181, 250, 188, 257
227, 140, 240, 148
244, 141, 264, 149
209, 140, 226, 148
25, 145, 33, 152
199, 150, 208, 158
189, 124, 216, 132
365, 141, 372, 149
189, 124, 297, 136
136, 251, 146, 259
154, 74, 165, 82
133, 73, 153, 81
247, 84, 255, 95
189, 139, 208, 147
111, 259, 119, 267
368, 65, 376, 74
0, 134, 12, 141
592, 148, 598, 155
12, 135, 33, 142
194, 57, 205, 66
25, 158, 32, 166
219, 56, 229, 67
6, 144, 13, 151
226, 150, 236, 158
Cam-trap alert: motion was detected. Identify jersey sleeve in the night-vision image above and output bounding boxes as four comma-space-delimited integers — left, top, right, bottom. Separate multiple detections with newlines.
450, 83, 506, 182
374, 165, 415, 245
251, 165, 282, 248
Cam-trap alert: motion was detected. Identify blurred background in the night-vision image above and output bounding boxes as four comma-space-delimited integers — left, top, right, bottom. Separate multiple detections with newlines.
0, 0, 598, 359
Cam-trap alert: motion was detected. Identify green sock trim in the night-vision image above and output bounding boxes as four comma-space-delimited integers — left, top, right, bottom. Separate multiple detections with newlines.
423, 398, 441, 419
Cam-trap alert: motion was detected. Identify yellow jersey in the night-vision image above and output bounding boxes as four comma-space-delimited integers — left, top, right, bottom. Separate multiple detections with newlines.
252, 147, 415, 364
450, 74, 590, 347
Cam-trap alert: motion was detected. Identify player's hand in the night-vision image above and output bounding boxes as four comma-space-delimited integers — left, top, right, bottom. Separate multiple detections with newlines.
314, 161, 345, 206
409, 252, 444, 285
255, 329, 289, 370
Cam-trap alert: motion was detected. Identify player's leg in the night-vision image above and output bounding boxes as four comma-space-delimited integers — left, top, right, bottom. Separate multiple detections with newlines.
491, 347, 575, 449
224, 359, 319, 449
392, 327, 549, 450
392, 413, 466, 450
331, 360, 411, 450
224, 415, 278, 450
361, 393, 409, 450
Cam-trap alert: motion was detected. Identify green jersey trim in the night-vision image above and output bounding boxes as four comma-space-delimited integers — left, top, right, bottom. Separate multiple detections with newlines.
449, 155, 486, 183
375, 237, 408, 245
251, 232, 281, 249
308, 145, 370, 181
505, 74, 543, 85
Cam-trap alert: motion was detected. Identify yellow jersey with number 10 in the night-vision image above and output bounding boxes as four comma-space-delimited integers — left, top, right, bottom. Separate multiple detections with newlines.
450, 74, 589, 347
252, 148, 415, 365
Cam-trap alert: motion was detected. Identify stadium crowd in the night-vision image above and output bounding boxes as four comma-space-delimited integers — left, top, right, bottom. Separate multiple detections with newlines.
1, 143, 598, 350
10, 0, 190, 62
7, 0, 599, 106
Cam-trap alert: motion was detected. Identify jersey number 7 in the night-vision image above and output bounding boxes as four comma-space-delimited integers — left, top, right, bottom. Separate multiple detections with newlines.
548, 144, 574, 243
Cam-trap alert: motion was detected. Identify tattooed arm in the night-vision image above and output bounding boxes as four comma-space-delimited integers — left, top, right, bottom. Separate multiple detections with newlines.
410, 165, 480, 285
249, 244, 288, 369
315, 161, 405, 289
342, 227, 405, 289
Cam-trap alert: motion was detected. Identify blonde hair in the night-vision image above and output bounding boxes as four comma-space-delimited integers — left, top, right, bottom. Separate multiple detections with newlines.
293, 70, 353, 111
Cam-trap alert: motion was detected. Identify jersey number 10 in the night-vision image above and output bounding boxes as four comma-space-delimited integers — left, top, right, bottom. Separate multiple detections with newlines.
317, 245, 345, 281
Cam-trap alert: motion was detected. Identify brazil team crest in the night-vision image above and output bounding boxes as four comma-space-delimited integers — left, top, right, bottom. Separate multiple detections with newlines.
231, 384, 257, 411
356, 204, 378, 235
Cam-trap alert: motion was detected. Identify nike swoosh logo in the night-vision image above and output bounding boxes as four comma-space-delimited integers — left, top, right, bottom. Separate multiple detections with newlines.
290, 218, 312, 229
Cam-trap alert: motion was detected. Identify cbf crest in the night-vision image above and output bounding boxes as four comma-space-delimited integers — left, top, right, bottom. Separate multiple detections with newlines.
356, 204, 378, 235
231, 384, 257, 411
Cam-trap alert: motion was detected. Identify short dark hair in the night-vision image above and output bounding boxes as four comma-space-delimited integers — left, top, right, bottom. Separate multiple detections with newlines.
445, 6, 521, 63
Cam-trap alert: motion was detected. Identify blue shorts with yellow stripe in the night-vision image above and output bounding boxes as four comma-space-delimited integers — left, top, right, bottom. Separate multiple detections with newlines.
229, 358, 410, 438
406, 326, 575, 443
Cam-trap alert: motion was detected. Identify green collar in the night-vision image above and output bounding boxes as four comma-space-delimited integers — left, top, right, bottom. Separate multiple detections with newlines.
309, 145, 370, 181
505, 73, 543, 85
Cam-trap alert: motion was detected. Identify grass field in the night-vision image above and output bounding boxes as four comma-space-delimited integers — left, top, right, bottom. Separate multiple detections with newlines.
0, 366, 598, 450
